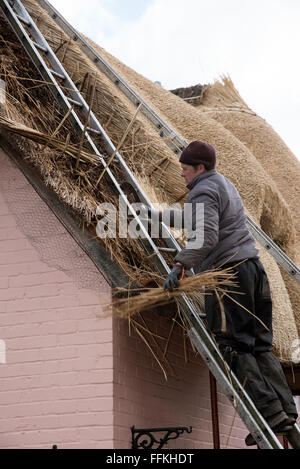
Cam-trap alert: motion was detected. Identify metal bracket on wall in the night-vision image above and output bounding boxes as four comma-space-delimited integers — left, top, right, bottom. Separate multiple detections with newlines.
131, 426, 192, 450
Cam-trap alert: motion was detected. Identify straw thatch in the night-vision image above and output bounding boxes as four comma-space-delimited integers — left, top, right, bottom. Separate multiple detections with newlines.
0, 0, 299, 364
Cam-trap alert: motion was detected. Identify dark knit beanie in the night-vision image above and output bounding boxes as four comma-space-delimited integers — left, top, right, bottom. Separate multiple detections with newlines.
179, 141, 216, 170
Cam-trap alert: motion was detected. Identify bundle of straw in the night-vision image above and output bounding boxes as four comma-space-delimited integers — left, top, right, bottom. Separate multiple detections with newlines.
105, 267, 238, 319
0, 115, 100, 166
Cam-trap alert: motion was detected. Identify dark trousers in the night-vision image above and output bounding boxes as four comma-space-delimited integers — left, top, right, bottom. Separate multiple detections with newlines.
205, 258, 297, 419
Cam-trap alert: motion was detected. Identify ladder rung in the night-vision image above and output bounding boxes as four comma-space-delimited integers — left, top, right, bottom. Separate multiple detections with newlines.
157, 247, 178, 253
32, 41, 48, 53
86, 126, 101, 135
50, 69, 65, 80
16, 14, 31, 26
67, 97, 82, 107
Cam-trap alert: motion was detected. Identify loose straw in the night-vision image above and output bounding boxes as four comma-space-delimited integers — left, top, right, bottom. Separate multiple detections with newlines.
105, 267, 239, 318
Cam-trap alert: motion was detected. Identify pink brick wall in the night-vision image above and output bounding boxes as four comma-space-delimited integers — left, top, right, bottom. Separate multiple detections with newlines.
113, 313, 250, 449
0, 149, 113, 449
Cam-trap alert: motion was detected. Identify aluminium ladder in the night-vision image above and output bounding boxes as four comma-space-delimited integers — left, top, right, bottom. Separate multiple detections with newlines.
36, 0, 300, 286
1, 0, 300, 449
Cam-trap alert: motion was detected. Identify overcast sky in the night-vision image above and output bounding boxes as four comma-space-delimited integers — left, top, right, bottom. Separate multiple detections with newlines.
50, 0, 300, 162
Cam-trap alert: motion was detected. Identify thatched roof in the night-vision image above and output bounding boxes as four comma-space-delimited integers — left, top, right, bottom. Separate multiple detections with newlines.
0, 0, 299, 366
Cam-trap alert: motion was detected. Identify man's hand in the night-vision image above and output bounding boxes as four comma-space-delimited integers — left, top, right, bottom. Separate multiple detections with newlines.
164, 263, 184, 292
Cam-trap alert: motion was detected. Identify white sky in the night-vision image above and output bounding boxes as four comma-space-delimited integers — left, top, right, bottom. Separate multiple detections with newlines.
50, 0, 300, 162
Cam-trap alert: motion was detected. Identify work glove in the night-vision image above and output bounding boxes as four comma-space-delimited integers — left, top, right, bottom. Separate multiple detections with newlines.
164, 263, 184, 292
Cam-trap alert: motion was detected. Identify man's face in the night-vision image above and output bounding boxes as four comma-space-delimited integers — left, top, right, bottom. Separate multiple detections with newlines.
180, 163, 205, 185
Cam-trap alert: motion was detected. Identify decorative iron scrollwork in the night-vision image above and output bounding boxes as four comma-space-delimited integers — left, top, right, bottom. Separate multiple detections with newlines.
131, 426, 192, 450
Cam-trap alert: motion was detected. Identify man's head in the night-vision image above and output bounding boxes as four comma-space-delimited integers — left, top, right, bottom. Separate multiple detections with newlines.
180, 163, 205, 185
179, 140, 216, 184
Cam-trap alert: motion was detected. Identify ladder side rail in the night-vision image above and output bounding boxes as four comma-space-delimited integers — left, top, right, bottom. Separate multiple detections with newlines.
0, 2, 85, 133
286, 424, 300, 450
247, 217, 300, 283
0, 2, 172, 264
0, 1, 198, 284
36, 0, 187, 154
4, 0, 184, 254
2, 3, 212, 323
7, 0, 112, 132
188, 327, 283, 449
179, 300, 283, 448
37, 0, 300, 285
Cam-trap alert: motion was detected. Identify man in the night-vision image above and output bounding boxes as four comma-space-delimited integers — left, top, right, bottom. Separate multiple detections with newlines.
160, 140, 298, 446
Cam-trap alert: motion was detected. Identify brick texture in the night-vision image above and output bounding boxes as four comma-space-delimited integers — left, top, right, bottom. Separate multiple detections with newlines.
0, 150, 113, 449
113, 313, 251, 450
